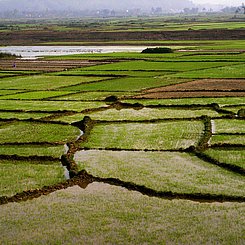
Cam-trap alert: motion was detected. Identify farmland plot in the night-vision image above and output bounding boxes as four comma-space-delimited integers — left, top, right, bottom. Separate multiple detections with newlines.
88, 107, 221, 121
0, 160, 64, 196
75, 150, 245, 196
0, 36, 245, 244
80, 121, 204, 150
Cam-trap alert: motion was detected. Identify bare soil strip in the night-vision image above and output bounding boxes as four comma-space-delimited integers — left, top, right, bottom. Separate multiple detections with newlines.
135, 79, 245, 99
0, 154, 60, 163
0, 29, 244, 45
135, 91, 245, 99
144, 79, 245, 93
0, 60, 109, 72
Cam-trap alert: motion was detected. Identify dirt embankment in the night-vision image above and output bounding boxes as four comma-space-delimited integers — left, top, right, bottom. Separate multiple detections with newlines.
0, 29, 245, 45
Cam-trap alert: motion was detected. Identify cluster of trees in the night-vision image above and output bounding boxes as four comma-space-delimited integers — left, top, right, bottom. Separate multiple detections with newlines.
222, 3, 245, 14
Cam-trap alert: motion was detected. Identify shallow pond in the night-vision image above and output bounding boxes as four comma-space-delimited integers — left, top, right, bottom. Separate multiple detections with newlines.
0, 46, 148, 59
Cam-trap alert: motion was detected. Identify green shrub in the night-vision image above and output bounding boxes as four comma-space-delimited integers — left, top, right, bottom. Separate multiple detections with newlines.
141, 47, 173, 54
0, 52, 21, 59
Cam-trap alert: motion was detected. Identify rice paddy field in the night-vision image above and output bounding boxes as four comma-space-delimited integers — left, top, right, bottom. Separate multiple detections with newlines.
0, 16, 245, 244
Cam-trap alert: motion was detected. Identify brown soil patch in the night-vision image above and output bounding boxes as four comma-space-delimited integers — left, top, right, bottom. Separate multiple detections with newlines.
145, 79, 245, 93
135, 79, 245, 99
135, 91, 245, 99
0, 29, 245, 46
0, 59, 109, 72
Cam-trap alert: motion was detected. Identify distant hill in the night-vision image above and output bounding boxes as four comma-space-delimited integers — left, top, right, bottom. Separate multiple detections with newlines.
0, 0, 194, 12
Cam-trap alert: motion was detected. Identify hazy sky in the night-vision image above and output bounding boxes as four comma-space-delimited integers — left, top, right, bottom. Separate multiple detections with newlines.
0, 0, 242, 5
192, 0, 243, 5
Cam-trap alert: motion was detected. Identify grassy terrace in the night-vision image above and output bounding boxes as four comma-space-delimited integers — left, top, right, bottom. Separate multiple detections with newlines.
54, 108, 222, 123
0, 75, 107, 90
124, 97, 245, 106
80, 121, 204, 150
0, 184, 244, 244
0, 160, 64, 196
75, 150, 245, 196
211, 135, 245, 145
0, 145, 65, 158
0, 100, 107, 111
0, 18, 244, 243
205, 149, 245, 169
213, 119, 245, 134
0, 111, 52, 120
0, 121, 81, 143
171, 64, 245, 79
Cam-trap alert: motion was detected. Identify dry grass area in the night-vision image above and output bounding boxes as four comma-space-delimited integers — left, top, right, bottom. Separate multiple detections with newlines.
0, 183, 244, 244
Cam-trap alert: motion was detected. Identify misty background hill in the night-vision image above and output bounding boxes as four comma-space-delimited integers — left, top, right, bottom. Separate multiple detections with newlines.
0, 0, 194, 12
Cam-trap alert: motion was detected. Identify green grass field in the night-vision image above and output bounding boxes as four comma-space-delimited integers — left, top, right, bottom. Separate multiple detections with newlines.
205, 149, 245, 169
75, 150, 245, 196
0, 121, 81, 143
55, 108, 222, 123
0, 184, 244, 244
0, 19, 244, 244
0, 160, 64, 196
80, 121, 203, 150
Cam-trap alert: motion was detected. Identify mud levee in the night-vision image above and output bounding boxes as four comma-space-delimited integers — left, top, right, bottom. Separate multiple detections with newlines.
0, 29, 245, 45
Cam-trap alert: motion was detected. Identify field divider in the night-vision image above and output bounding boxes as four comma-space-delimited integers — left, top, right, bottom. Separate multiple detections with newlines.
79, 147, 184, 152
0, 154, 60, 164
196, 115, 212, 151
1, 169, 245, 206
211, 144, 245, 150
61, 116, 95, 178
194, 151, 245, 176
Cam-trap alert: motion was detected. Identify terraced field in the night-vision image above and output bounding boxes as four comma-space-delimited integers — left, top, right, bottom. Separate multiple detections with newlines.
0, 39, 244, 243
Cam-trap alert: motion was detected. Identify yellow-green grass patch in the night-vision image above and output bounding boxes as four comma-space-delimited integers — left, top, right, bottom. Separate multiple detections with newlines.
214, 119, 245, 134
0, 90, 25, 96
0, 91, 75, 100
0, 184, 244, 244
83, 60, 237, 72
211, 135, 245, 145
57, 70, 172, 77
171, 64, 245, 79
75, 150, 245, 197
0, 160, 64, 196
74, 108, 221, 122
60, 77, 189, 92
0, 112, 52, 120
0, 100, 107, 112
0, 145, 65, 158
0, 121, 81, 144
0, 75, 106, 90
124, 97, 245, 106
81, 121, 204, 150
52, 91, 138, 101
205, 149, 245, 169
